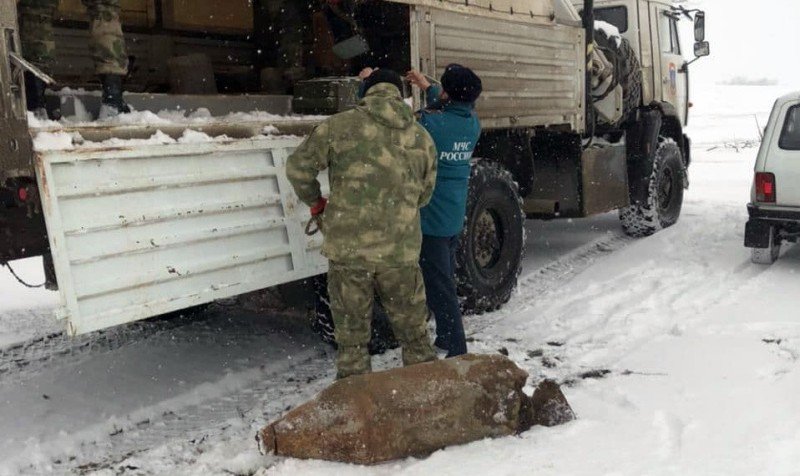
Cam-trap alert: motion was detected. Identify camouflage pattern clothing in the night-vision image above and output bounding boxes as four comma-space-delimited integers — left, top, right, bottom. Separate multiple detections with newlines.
286, 82, 439, 378
327, 262, 434, 378
18, 0, 128, 76
287, 82, 438, 266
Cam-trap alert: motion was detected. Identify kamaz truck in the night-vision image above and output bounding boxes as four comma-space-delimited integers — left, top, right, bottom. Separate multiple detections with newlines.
0, 0, 708, 337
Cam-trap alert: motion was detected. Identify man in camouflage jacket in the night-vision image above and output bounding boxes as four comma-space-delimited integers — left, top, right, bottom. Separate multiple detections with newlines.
18, 0, 130, 116
286, 69, 438, 379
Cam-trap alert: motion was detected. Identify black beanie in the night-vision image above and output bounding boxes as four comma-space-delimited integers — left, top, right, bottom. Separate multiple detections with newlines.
441, 64, 482, 103
362, 69, 404, 96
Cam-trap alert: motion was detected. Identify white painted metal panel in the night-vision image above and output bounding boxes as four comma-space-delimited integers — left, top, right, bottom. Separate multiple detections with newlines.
425, 7, 585, 131
34, 138, 327, 335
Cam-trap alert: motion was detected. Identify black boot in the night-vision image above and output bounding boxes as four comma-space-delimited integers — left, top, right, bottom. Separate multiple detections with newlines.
24, 72, 48, 119
99, 74, 131, 117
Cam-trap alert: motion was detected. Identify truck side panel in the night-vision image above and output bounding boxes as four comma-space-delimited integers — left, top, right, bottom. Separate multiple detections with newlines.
35, 138, 327, 335
415, 6, 586, 132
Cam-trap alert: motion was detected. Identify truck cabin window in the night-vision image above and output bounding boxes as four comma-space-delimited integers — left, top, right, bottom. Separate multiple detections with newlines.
779, 105, 800, 151
659, 13, 681, 55
591, 6, 629, 33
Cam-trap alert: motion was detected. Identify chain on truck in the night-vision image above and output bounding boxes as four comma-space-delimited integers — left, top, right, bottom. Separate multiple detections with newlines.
0, 0, 708, 338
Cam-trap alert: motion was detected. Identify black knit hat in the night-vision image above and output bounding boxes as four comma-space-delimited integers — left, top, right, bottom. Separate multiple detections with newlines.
362, 69, 404, 95
441, 64, 482, 103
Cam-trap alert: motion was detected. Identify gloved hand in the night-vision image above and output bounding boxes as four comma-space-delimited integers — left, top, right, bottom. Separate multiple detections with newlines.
311, 197, 328, 216
306, 197, 328, 236
405, 69, 431, 91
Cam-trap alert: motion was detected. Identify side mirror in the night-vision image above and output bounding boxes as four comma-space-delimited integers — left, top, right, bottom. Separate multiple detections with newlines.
694, 11, 706, 42
694, 41, 710, 58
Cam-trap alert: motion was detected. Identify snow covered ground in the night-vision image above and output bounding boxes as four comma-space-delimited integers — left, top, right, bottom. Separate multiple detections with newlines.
2, 84, 799, 475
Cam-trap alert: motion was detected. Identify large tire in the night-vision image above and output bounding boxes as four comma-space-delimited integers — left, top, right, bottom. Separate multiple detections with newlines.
457, 162, 525, 315
620, 139, 685, 237
594, 27, 643, 127
311, 275, 337, 346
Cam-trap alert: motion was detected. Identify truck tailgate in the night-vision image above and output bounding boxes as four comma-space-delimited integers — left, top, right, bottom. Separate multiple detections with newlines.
34, 137, 327, 335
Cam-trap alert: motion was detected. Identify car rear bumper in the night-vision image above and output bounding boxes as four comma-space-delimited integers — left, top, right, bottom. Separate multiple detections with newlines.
745, 204, 800, 248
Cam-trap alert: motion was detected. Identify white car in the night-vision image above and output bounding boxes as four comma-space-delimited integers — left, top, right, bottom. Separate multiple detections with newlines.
745, 91, 800, 264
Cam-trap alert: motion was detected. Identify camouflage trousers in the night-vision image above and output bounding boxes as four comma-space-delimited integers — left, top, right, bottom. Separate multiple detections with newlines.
328, 261, 436, 379
18, 0, 129, 76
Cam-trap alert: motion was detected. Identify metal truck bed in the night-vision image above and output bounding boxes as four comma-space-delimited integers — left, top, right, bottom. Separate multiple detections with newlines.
34, 135, 325, 335
406, 0, 586, 132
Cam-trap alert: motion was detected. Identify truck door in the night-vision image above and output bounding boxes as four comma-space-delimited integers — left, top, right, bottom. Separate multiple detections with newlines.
650, 2, 687, 124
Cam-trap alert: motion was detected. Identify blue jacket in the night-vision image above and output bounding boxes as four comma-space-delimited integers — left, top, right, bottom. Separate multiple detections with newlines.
418, 85, 481, 237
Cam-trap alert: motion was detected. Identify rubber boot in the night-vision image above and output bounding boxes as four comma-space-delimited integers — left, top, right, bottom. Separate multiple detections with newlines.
99, 74, 131, 118
24, 72, 48, 120
400, 338, 437, 367
335, 345, 371, 380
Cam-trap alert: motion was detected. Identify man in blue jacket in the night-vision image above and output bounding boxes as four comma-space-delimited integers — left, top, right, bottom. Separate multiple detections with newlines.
406, 64, 482, 357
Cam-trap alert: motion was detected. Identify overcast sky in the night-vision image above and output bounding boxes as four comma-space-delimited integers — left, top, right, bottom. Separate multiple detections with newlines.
686, 0, 800, 86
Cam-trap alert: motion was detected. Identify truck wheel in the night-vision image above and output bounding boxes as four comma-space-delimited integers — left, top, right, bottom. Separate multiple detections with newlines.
457, 162, 525, 314
594, 27, 642, 126
312, 275, 399, 354
751, 226, 781, 265
620, 139, 685, 237
312, 275, 337, 346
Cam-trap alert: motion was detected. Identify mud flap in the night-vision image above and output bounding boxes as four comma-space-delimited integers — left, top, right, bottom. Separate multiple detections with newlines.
745, 219, 772, 248
625, 110, 662, 206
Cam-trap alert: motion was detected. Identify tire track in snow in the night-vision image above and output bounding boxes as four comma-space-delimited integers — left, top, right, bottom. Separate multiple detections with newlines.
27, 348, 333, 476
488, 210, 768, 378
0, 310, 209, 380
466, 231, 635, 336
0, 302, 306, 381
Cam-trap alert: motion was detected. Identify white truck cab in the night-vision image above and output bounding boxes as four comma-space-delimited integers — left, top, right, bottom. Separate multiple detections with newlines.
577, 0, 706, 128
745, 92, 800, 264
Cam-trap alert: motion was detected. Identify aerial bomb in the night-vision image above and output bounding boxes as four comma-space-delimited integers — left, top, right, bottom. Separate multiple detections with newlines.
257, 353, 574, 465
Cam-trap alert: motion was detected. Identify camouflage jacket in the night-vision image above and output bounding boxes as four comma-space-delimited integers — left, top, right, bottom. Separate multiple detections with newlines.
286, 82, 438, 265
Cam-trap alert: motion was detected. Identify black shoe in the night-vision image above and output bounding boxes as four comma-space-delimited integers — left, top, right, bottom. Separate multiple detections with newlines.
99, 74, 131, 117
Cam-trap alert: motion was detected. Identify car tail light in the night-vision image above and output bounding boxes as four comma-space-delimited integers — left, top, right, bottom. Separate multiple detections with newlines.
755, 172, 776, 203
17, 187, 28, 202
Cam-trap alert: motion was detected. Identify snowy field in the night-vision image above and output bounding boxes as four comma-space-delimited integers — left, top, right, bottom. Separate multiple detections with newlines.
2, 84, 799, 475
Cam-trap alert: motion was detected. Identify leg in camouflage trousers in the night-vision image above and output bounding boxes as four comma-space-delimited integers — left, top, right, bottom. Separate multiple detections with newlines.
18, 0, 128, 75
327, 261, 436, 379
81, 0, 128, 75
18, 0, 58, 72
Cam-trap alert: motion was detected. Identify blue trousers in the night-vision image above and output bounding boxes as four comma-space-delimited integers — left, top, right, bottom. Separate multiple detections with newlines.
420, 235, 467, 357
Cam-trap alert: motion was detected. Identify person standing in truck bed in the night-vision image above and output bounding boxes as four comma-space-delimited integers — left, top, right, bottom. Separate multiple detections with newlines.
406, 64, 482, 358
286, 69, 439, 379
18, 0, 130, 118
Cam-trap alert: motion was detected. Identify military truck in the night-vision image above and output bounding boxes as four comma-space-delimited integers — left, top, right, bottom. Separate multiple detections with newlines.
0, 0, 708, 336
